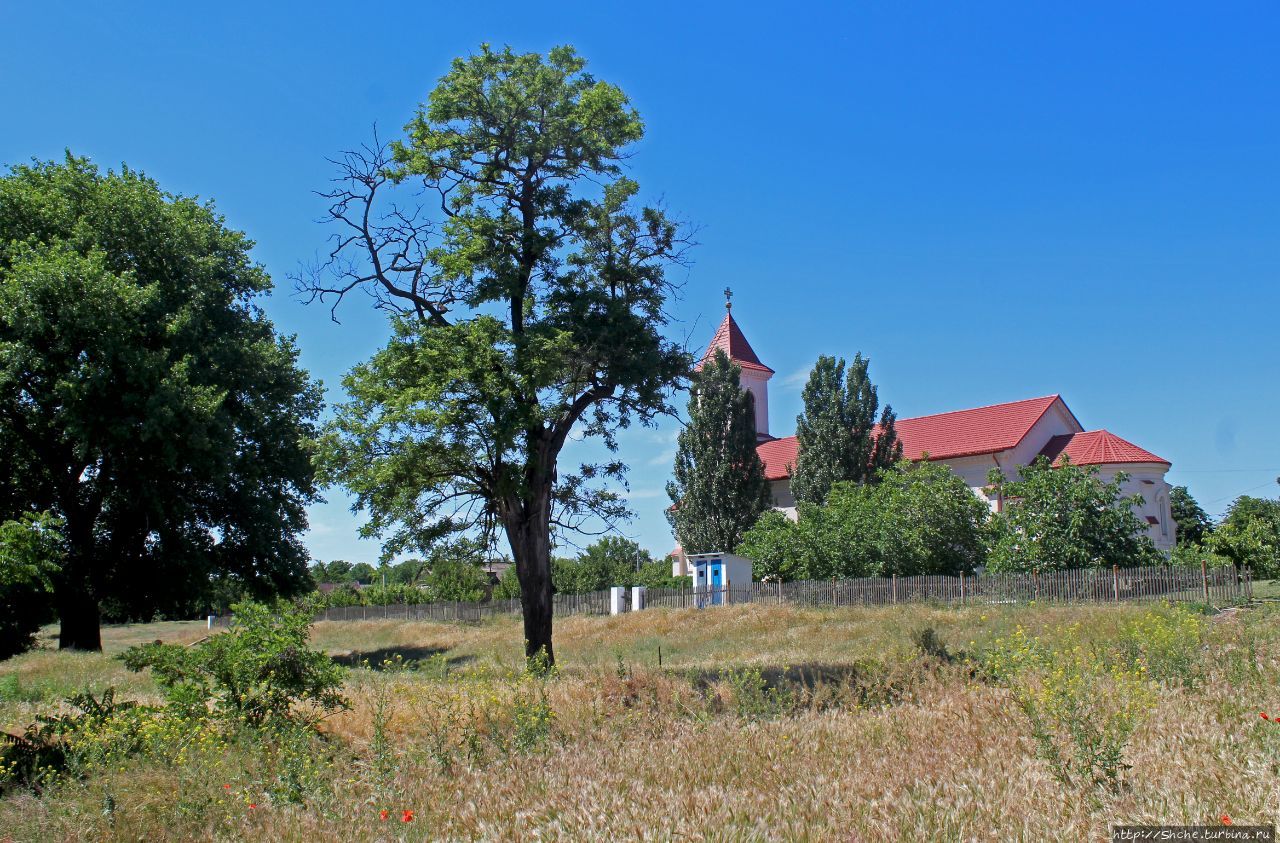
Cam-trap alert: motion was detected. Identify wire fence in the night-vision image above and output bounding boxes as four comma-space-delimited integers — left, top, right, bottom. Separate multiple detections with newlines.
210, 562, 1251, 628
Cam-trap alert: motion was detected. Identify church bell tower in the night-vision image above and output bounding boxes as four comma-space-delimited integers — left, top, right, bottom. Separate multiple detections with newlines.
697, 289, 774, 442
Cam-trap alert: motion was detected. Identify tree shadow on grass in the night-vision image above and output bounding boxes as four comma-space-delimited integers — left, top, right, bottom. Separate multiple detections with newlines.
683, 663, 869, 693
330, 646, 475, 671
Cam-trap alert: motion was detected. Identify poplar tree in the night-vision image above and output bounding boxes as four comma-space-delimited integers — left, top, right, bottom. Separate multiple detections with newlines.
791, 353, 902, 505
666, 350, 771, 554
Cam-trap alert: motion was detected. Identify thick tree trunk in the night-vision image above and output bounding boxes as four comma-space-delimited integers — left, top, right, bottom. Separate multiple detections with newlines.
505, 493, 556, 669
56, 576, 102, 651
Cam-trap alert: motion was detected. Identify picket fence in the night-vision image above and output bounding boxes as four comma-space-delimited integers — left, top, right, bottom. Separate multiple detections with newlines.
250, 562, 1250, 627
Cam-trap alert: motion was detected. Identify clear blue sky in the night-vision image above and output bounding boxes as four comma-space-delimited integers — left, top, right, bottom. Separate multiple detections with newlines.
3, 1, 1277, 562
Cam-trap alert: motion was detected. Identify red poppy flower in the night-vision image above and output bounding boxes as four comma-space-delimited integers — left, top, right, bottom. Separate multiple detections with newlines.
380, 809, 389, 821
402, 810, 415, 823
1262, 712, 1270, 721
223, 784, 231, 790
249, 803, 257, 811
1221, 814, 1232, 825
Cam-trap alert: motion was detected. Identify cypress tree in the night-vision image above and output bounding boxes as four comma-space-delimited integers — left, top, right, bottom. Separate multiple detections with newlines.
790, 355, 849, 505
791, 352, 903, 505
666, 350, 772, 553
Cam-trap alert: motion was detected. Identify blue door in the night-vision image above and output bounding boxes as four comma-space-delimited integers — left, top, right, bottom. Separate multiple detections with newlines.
710, 562, 723, 605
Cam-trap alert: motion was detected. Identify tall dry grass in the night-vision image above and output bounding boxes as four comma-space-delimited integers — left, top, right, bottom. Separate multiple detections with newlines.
1, 601, 1277, 841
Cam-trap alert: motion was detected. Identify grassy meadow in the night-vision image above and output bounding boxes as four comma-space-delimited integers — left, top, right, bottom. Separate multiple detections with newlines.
1, 595, 1278, 841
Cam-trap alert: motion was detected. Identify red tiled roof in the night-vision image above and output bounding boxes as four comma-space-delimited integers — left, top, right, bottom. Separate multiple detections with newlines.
894, 395, 1072, 461
697, 311, 774, 374
755, 395, 1082, 481
1038, 430, 1170, 467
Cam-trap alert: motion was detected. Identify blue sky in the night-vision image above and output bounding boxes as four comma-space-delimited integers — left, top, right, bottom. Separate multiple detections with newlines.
3, 1, 1277, 562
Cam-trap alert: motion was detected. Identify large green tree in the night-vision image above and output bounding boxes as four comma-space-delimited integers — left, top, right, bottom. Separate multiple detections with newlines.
738, 461, 988, 580
666, 349, 772, 555
1208, 495, 1280, 578
307, 46, 690, 667
790, 353, 902, 505
985, 457, 1160, 572
0, 155, 321, 649
1170, 485, 1212, 547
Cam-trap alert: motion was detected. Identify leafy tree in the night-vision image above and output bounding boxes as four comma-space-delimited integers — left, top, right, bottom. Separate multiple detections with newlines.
311, 560, 355, 584
1208, 496, 1280, 578
790, 354, 902, 505
736, 510, 804, 582
985, 457, 1160, 572
421, 557, 489, 602
348, 563, 378, 585
579, 535, 653, 574
1170, 486, 1212, 547
306, 46, 690, 667
738, 461, 987, 579
0, 512, 61, 659
0, 156, 322, 650
666, 350, 771, 555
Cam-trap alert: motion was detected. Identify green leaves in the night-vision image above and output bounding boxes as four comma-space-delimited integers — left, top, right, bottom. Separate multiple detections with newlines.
0, 153, 322, 635
791, 353, 902, 505
985, 457, 1161, 573
738, 461, 988, 580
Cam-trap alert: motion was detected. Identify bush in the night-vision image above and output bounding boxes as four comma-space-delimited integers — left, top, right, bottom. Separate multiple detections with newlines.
0, 512, 60, 660
120, 600, 348, 727
981, 622, 1155, 795
738, 461, 989, 580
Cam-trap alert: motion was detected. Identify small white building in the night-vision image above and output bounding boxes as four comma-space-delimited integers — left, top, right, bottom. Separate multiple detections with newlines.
687, 552, 753, 605
676, 301, 1176, 556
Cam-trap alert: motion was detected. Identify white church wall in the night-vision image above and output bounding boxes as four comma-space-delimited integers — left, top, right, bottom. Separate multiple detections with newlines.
769, 479, 798, 520
1094, 464, 1176, 553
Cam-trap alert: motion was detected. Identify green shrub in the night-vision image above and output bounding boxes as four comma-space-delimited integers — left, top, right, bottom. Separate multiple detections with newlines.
724, 667, 795, 721
0, 512, 61, 660
120, 600, 348, 728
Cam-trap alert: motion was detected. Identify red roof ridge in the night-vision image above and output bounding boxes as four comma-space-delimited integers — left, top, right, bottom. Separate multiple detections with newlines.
1039, 429, 1169, 467
895, 393, 1062, 424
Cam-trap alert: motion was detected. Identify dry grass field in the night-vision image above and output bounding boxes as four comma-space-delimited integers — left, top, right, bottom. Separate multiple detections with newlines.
0, 596, 1277, 841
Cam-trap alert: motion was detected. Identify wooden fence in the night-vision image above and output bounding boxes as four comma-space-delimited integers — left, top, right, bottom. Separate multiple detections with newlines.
212, 563, 1251, 627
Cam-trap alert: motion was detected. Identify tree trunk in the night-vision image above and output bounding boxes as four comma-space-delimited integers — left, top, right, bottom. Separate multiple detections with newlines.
56, 576, 102, 651
56, 508, 103, 651
504, 492, 555, 670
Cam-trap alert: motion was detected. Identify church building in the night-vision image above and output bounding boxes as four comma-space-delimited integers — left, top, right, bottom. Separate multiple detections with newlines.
693, 300, 1176, 556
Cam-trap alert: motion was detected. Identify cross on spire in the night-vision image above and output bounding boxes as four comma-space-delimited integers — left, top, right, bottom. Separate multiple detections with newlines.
724, 287, 733, 312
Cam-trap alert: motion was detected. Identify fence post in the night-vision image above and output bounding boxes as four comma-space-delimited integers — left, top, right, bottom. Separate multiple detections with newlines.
1033, 570, 1039, 602
777, 579, 782, 605
1112, 564, 1119, 602
891, 573, 897, 604
1201, 559, 1210, 604
959, 571, 965, 606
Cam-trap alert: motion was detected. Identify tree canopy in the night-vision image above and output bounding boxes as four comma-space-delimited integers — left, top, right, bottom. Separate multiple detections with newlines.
738, 461, 988, 580
1208, 495, 1280, 578
790, 354, 901, 505
307, 45, 690, 666
0, 155, 321, 649
1170, 485, 1212, 547
666, 350, 772, 555
985, 457, 1160, 572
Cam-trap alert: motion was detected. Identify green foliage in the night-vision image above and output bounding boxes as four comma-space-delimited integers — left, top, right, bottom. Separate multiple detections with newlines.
1208, 496, 1280, 578
0, 512, 61, 659
986, 457, 1161, 573
0, 687, 163, 794
309, 45, 691, 665
667, 350, 772, 554
120, 600, 347, 728
724, 667, 795, 721
0, 154, 322, 645
738, 461, 988, 579
791, 353, 903, 505
1169, 486, 1212, 548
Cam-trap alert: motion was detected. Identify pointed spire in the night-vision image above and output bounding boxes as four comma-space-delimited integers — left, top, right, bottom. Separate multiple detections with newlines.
697, 293, 773, 375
